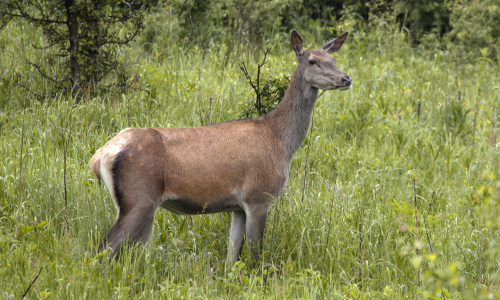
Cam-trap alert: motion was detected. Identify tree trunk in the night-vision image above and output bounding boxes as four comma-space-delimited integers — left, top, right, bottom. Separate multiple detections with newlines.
65, 0, 81, 101
85, 0, 99, 94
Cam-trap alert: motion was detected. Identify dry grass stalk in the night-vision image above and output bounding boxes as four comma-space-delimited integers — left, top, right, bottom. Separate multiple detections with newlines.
359, 222, 363, 289
14, 90, 30, 239
488, 107, 496, 147
472, 92, 480, 147
301, 109, 314, 202
414, 180, 421, 288
322, 187, 335, 275
263, 196, 280, 294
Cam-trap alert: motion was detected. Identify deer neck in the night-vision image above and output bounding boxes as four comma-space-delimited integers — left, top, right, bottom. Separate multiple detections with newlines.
265, 67, 319, 160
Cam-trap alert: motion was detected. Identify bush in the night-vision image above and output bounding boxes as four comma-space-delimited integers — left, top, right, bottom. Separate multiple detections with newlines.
238, 49, 291, 118
444, 0, 500, 63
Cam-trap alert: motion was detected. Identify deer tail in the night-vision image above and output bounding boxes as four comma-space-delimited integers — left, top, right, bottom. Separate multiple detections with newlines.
90, 149, 103, 182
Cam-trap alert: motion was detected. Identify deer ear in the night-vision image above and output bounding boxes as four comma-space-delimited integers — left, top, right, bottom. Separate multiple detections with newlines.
321, 32, 348, 54
291, 30, 304, 56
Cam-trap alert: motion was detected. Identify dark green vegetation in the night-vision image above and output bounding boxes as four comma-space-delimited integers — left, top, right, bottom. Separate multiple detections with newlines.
1, 1, 500, 299
0, 0, 145, 100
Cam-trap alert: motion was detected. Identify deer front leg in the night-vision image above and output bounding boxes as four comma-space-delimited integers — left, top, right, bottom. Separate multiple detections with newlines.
245, 204, 270, 265
227, 210, 246, 265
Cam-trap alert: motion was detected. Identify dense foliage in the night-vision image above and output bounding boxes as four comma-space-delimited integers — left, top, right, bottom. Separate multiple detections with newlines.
0, 0, 145, 99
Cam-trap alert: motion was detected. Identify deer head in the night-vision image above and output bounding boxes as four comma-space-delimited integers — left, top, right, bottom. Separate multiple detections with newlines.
291, 30, 352, 90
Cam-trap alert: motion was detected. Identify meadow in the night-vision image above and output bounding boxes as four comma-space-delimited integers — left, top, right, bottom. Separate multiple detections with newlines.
1, 16, 500, 299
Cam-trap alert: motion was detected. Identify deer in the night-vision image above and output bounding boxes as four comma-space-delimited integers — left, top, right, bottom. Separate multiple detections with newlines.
90, 30, 352, 265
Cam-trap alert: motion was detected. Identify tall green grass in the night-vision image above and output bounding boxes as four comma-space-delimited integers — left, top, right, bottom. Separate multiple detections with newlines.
1, 18, 499, 299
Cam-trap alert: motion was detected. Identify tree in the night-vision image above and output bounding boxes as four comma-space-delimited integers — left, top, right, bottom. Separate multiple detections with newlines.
0, 0, 144, 102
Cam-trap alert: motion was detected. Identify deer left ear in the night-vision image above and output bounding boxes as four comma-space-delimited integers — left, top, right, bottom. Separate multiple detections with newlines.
291, 30, 304, 56
321, 32, 348, 54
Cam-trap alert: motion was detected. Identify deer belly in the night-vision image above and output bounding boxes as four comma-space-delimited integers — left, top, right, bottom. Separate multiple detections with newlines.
160, 194, 242, 215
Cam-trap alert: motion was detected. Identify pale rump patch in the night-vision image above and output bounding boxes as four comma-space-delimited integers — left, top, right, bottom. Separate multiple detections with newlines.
100, 158, 116, 207
97, 128, 132, 208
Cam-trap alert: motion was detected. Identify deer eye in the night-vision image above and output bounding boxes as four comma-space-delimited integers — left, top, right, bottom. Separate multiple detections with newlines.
309, 60, 316, 65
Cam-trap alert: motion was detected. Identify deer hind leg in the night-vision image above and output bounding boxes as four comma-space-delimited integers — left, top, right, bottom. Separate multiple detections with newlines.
98, 203, 157, 256
227, 210, 246, 265
98, 161, 163, 256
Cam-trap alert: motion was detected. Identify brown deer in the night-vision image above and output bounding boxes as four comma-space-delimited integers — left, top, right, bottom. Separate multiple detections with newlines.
90, 30, 351, 264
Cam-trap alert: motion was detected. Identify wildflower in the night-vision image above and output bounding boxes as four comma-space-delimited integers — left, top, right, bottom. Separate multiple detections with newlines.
425, 82, 428, 86
466, 168, 468, 170
403, 86, 406, 90
381, 197, 383, 199
394, 114, 397, 119
401, 155, 403, 157
414, 86, 416, 89
116, 115, 118, 117
488, 120, 491, 124
235, 74, 237, 77
445, 161, 447, 163
406, 107, 409, 110
164, 79, 167, 81
50, 115, 52, 118
458, 82, 461, 86
326, 153, 329, 156
31, 68, 33, 72
463, 180, 465, 182
380, 91, 382, 93
375, 104, 378, 108
470, 186, 473, 188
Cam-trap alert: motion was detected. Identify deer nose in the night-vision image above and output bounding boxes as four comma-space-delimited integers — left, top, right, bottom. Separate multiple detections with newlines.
342, 76, 352, 87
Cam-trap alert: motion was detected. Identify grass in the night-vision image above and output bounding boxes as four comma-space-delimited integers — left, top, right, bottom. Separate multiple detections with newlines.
1, 17, 500, 299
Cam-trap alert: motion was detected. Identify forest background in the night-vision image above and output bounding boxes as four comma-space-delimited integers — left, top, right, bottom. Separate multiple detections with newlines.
1, 0, 500, 298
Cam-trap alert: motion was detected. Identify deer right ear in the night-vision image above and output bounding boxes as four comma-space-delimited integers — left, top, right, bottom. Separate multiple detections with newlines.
291, 30, 304, 56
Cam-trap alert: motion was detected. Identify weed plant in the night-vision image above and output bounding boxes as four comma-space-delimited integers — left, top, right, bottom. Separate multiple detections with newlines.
1, 18, 500, 299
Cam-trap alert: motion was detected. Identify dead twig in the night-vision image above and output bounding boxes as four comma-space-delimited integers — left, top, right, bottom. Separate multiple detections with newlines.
239, 47, 272, 116
320, 18, 334, 39
423, 192, 434, 253
21, 267, 43, 298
